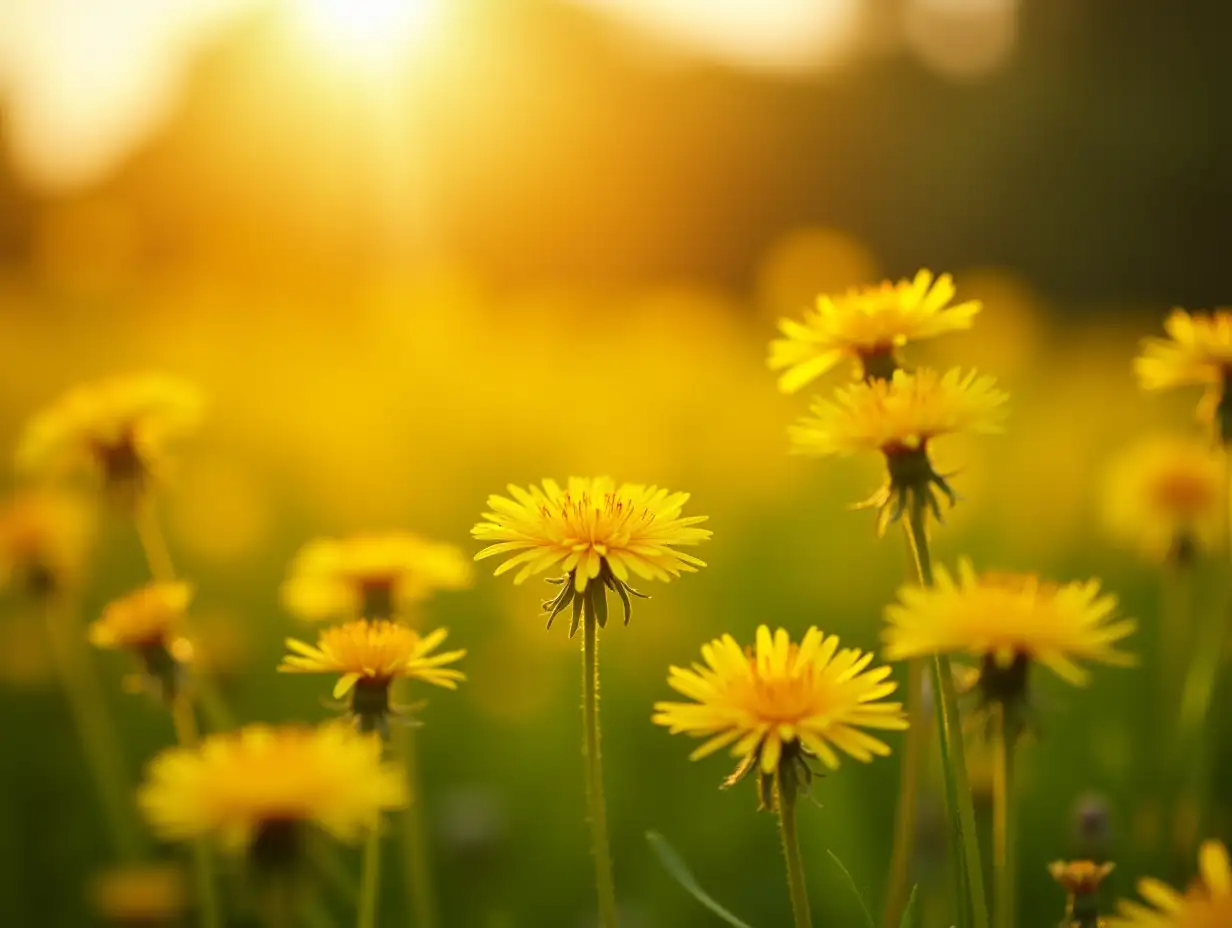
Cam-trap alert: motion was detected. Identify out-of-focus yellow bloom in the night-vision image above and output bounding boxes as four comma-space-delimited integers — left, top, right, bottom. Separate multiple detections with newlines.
280, 619, 466, 699
1109, 840, 1232, 927
0, 490, 94, 597
653, 625, 907, 784
15, 374, 202, 496
1103, 436, 1224, 563
281, 532, 472, 622
1136, 309, 1232, 393
89, 582, 191, 652
89, 864, 187, 926
790, 367, 1007, 458
768, 269, 980, 392
137, 722, 406, 852
1050, 860, 1115, 896
883, 559, 1136, 688
473, 477, 711, 633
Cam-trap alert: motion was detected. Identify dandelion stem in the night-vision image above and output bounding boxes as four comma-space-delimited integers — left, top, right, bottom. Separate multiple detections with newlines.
393, 721, 438, 928
171, 696, 223, 928
775, 766, 813, 928
582, 597, 620, 928
992, 704, 1016, 928
882, 658, 928, 928
357, 828, 382, 928
42, 594, 146, 861
904, 504, 989, 928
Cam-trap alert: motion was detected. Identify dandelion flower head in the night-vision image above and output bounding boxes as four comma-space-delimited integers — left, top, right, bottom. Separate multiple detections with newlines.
281, 532, 473, 622
653, 625, 907, 786
769, 269, 981, 393
280, 620, 466, 699
473, 477, 710, 631
1135, 309, 1232, 393
1103, 435, 1224, 564
16, 374, 202, 494
1049, 860, 1115, 897
0, 490, 94, 597
137, 722, 406, 851
89, 582, 192, 652
883, 559, 1135, 688
1110, 840, 1232, 928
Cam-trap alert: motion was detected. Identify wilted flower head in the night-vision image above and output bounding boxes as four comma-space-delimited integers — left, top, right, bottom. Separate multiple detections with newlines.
653, 626, 907, 806
0, 490, 94, 598
90, 582, 193, 697
1109, 839, 1232, 927
16, 374, 202, 501
884, 560, 1135, 729
1051, 860, 1115, 926
280, 620, 466, 734
137, 722, 406, 858
1103, 435, 1224, 565
281, 532, 472, 622
89, 864, 187, 927
790, 368, 1007, 532
769, 269, 981, 392
473, 477, 711, 635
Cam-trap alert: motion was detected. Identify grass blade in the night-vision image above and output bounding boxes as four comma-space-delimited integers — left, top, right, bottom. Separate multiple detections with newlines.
825, 850, 875, 928
646, 831, 758, 928
898, 884, 919, 928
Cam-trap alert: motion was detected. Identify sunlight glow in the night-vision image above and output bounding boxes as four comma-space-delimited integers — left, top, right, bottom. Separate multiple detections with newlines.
296, 0, 438, 72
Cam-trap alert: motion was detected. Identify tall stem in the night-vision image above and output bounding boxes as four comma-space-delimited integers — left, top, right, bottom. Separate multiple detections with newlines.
775, 766, 814, 928
171, 696, 223, 928
393, 720, 437, 928
883, 658, 928, 928
992, 705, 1016, 928
582, 599, 620, 928
357, 828, 381, 928
904, 506, 990, 928
43, 594, 146, 860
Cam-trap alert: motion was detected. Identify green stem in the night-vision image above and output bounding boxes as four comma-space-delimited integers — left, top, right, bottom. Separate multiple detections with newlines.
882, 658, 929, 928
393, 722, 438, 928
43, 595, 146, 860
357, 828, 381, 928
775, 766, 813, 928
904, 506, 989, 928
171, 696, 223, 928
582, 598, 620, 928
992, 705, 1015, 928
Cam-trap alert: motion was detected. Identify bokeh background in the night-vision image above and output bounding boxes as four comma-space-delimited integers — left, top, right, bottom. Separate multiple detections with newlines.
1, 0, 1230, 925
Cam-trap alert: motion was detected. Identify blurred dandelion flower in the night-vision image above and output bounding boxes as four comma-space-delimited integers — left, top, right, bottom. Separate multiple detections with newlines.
89, 864, 187, 926
1136, 309, 1232, 392
473, 477, 711, 634
1050, 860, 1115, 895
1110, 840, 1232, 927
883, 560, 1135, 722
89, 582, 193, 696
0, 490, 94, 598
137, 722, 406, 856
16, 374, 202, 500
1103, 435, 1224, 564
282, 532, 472, 622
653, 625, 907, 802
790, 368, 1007, 532
769, 269, 981, 392
280, 620, 466, 733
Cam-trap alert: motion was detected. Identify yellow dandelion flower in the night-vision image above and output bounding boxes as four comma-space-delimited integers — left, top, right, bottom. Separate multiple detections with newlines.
1102, 435, 1224, 564
768, 269, 981, 392
137, 722, 406, 853
0, 490, 94, 597
89, 864, 187, 925
1136, 309, 1232, 392
16, 374, 202, 496
653, 625, 908, 793
1051, 860, 1116, 896
790, 368, 1007, 531
883, 559, 1136, 693
280, 620, 466, 731
473, 477, 711, 633
281, 532, 472, 622
90, 582, 192, 651
1109, 840, 1232, 928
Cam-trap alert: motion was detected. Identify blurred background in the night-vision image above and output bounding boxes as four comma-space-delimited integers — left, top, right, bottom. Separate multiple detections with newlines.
0, 0, 1230, 925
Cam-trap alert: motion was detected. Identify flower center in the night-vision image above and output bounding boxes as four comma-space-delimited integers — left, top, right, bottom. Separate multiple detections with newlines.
1150, 471, 1216, 517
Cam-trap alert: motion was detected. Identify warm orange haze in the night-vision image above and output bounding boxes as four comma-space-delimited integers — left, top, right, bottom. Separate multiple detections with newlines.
0, 2, 1229, 928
